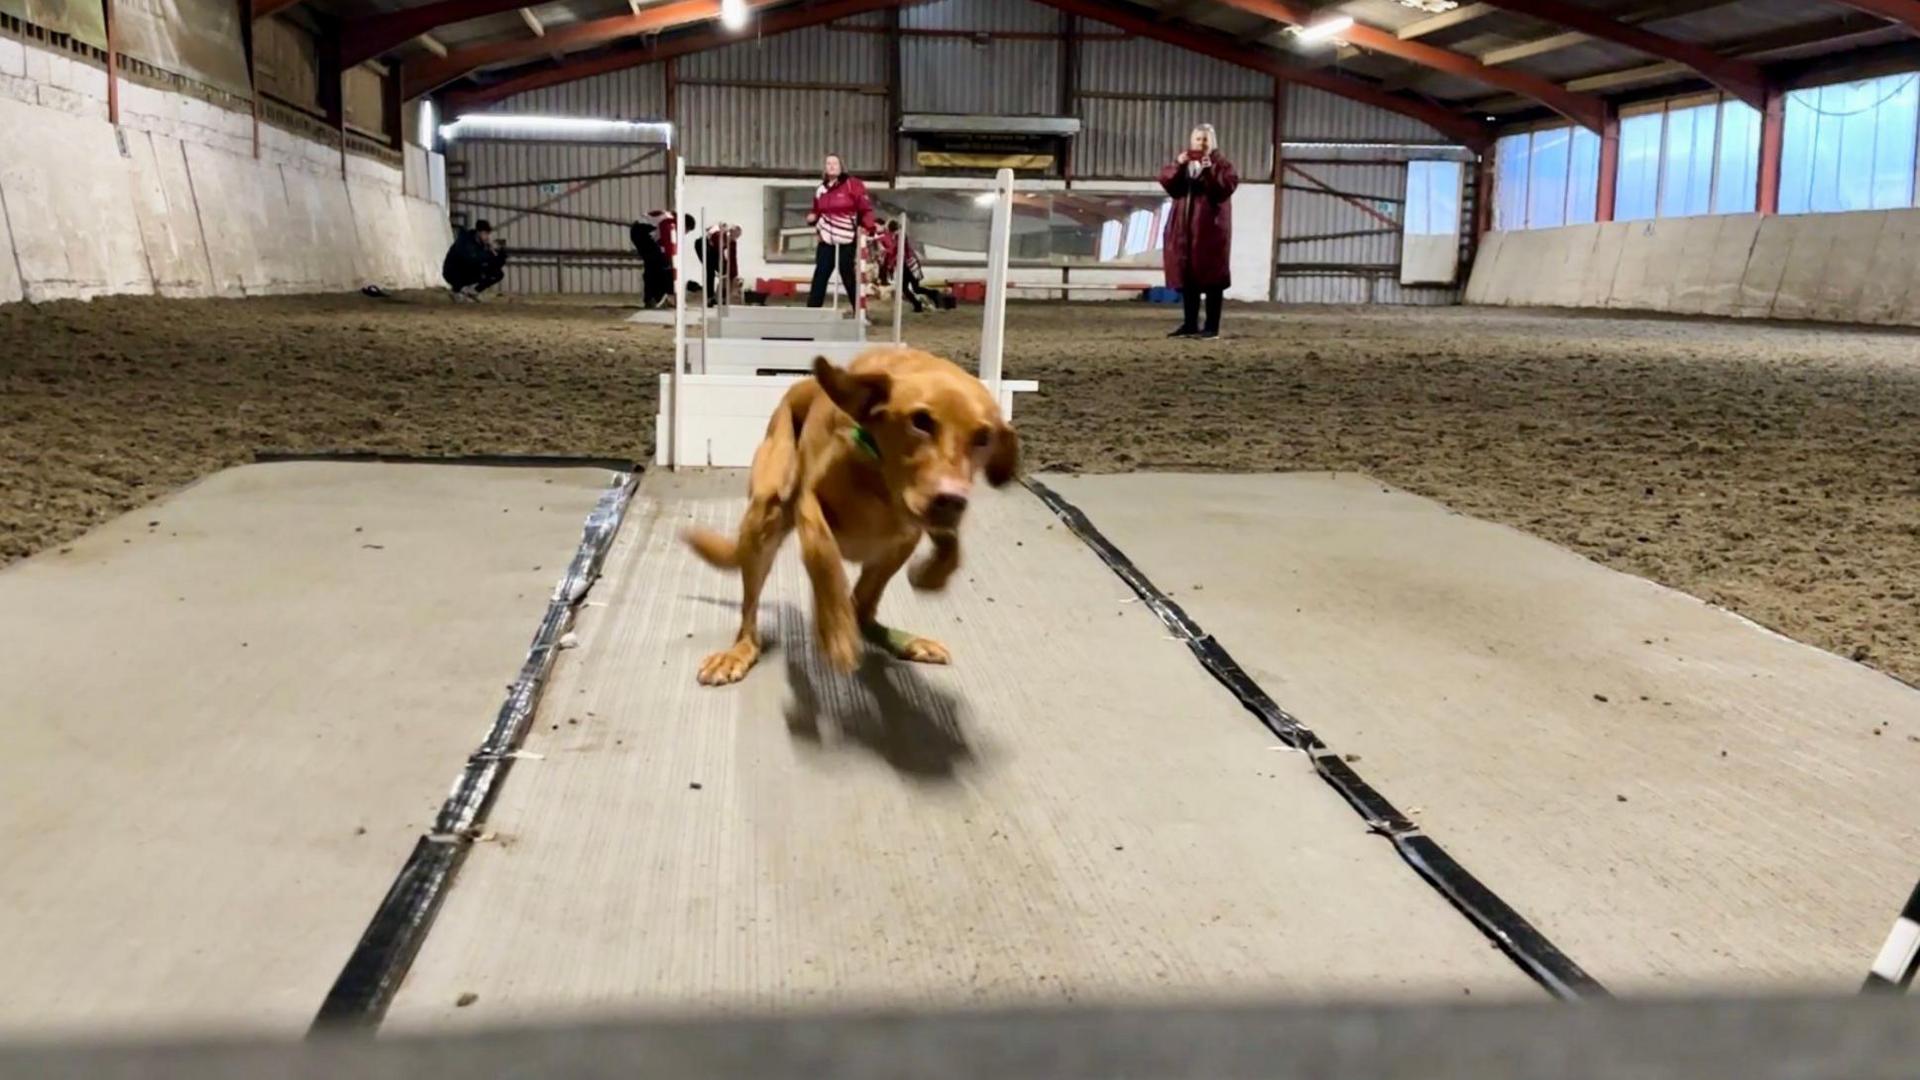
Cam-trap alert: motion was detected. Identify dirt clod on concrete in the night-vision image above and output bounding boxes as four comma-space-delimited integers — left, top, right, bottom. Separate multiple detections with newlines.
4, 293, 1919, 687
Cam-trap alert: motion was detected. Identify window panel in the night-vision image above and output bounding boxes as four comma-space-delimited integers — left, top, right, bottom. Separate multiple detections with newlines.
1616, 112, 1663, 221
1568, 126, 1601, 225
1405, 160, 1462, 237
1783, 74, 1920, 214
1779, 93, 1816, 214
1528, 126, 1571, 229
1714, 102, 1761, 214
1495, 132, 1530, 230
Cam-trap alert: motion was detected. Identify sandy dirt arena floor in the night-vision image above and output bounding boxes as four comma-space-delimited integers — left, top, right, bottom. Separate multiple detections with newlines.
3, 292, 1918, 687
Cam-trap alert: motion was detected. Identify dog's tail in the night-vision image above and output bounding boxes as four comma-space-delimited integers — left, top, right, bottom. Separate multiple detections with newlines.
682, 527, 740, 570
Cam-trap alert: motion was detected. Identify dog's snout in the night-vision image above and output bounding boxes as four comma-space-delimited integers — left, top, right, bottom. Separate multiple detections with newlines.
927, 492, 969, 527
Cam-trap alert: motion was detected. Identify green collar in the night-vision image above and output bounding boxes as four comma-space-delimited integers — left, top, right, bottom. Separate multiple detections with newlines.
848, 424, 881, 461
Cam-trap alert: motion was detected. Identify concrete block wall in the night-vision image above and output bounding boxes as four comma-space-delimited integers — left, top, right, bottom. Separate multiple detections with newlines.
0, 37, 450, 306
1466, 208, 1920, 326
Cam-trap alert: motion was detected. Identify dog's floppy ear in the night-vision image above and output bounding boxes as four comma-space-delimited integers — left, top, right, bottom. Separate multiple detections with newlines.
985, 422, 1020, 487
813, 355, 891, 419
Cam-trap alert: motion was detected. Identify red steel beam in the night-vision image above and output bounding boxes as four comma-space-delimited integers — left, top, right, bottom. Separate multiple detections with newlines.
1032, 0, 1491, 148
438, 0, 906, 110
1832, 1, 1920, 34
1757, 84, 1786, 214
1475, 0, 1767, 109
405, 0, 782, 98
340, 0, 534, 68
1212, 0, 1608, 131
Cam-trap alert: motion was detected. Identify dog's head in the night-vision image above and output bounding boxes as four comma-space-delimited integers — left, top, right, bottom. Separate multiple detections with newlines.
813, 351, 1020, 532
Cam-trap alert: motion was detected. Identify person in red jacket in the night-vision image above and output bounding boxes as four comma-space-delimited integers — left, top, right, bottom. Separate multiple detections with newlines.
877, 218, 932, 313
1159, 123, 1238, 339
806, 152, 875, 309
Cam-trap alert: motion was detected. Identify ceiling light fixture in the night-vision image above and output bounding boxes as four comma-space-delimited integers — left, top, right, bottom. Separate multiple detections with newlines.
720, 0, 749, 31
1293, 16, 1354, 47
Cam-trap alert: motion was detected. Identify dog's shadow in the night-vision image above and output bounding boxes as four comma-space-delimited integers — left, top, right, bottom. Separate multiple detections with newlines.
739, 601, 976, 781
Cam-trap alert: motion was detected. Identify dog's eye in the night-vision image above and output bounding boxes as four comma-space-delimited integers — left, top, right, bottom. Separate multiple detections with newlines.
911, 410, 937, 436
971, 427, 992, 449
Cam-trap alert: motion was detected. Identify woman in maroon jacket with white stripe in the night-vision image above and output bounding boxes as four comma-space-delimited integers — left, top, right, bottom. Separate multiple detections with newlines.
806, 152, 876, 308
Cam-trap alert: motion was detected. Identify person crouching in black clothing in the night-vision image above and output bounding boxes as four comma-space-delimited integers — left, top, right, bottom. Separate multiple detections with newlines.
630, 219, 673, 308
443, 219, 506, 301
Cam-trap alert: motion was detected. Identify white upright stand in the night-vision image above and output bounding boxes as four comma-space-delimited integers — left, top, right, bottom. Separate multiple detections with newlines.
668, 157, 686, 470
891, 214, 907, 345
656, 168, 1033, 468
978, 167, 1014, 399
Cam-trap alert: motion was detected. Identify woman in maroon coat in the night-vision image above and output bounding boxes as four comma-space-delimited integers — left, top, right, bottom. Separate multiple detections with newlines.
1159, 123, 1239, 339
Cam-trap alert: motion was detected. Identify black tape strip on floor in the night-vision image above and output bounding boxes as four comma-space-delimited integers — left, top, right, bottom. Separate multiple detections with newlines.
311, 470, 639, 1033
1862, 879, 1920, 993
1025, 478, 1608, 1003
255, 450, 640, 472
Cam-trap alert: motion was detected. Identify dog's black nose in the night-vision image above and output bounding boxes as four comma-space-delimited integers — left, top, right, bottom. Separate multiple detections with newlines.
927, 493, 969, 527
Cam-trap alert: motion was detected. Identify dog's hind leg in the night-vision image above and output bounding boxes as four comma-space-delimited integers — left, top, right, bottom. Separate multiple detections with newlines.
696, 495, 786, 686
696, 412, 800, 687
857, 536, 952, 666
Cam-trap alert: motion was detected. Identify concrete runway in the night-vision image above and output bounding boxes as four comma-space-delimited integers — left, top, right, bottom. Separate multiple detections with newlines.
0, 461, 614, 1037
383, 470, 1534, 1029
7, 464, 1906, 1037
1043, 472, 1920, 992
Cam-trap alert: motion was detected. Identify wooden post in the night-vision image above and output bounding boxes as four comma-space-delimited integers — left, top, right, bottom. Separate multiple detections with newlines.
242, 0, 260, 158
385, 62, 405, 153
664, 56, 679, 185
1059, 8, 1075, 185
319, 22, 346, 179
1596, 107, 1619, 222
103, 0, 119, 126
1269, 77, 1285, 303
886, 5, 901, 185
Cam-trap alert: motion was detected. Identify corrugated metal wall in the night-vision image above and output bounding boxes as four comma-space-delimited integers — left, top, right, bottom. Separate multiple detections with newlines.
1075, 25, 1273, 181
680, 21, 889, 173
456, 0, 1474, 301
449, 67, 671, 295
449, 139, 669, 295
486, 64, 666, 118
1285, 85, 1449, 146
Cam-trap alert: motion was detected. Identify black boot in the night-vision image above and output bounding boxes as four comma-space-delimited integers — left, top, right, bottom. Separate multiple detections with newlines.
1198, 289, 1223, 338
1171, 287, 1200, 337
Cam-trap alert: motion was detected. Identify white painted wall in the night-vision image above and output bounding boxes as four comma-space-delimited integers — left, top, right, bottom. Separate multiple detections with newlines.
0, 37, 449, 305
1467, 209, 1920, 327
674, 173, 1276, 303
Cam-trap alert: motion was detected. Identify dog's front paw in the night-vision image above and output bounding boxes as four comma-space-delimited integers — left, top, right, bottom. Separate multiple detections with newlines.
698, 642, 759, 686
894, 635, 952, 666
907, 554, 957, 591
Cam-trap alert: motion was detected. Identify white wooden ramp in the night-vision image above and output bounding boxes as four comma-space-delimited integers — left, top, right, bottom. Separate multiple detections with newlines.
382, 470, 1534, 1029
1038, 472, 1920, 994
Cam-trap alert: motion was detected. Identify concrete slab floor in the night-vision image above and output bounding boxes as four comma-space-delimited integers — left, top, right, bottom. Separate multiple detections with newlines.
1041, 472, 1920, 993
0, 461, 615, 1038
383, 471, 1535, 1030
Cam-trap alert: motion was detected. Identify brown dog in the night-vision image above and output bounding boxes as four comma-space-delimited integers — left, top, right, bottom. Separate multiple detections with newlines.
683, 346, 1019, 686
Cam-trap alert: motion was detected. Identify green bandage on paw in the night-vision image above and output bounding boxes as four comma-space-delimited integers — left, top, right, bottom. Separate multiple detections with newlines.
860, 622, 915, 655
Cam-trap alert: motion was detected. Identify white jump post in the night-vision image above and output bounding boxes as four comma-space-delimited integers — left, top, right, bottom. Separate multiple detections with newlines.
892, 213, 907, 345
979, 167, 1014, 399
669, 156, 686, 470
